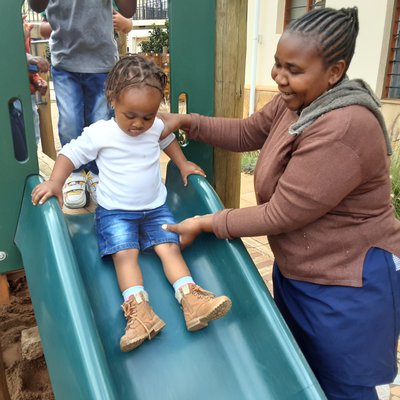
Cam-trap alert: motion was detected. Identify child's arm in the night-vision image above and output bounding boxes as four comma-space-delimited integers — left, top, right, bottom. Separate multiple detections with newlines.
163, 139, 206, 186
31, 155, 75, 207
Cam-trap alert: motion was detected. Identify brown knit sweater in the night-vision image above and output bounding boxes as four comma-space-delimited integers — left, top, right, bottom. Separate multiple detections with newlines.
189, 95, 400, 287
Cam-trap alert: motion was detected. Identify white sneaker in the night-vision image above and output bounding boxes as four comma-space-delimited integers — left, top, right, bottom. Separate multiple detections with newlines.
63, 171, 87, 209
86, 171, 99, 204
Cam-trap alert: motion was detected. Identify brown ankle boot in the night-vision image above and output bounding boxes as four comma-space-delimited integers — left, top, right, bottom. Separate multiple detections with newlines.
120, 291, 166, 352
175, 284, 232, 332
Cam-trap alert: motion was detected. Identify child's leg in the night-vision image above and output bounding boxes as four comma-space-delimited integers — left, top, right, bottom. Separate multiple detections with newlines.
153, 242, 192, 284
112, 249, 165, 352
154, 243, 232, 331
112, 248, 143, 298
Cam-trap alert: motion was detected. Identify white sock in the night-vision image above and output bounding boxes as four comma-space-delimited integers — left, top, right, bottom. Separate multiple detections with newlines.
173, 276, 195, 292
122, 285, 145, 301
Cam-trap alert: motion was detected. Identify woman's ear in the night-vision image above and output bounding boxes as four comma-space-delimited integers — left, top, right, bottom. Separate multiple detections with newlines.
328, 60, 347, 86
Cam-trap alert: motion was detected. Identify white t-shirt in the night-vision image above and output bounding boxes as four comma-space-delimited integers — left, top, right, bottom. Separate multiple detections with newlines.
60, 118, 175, 211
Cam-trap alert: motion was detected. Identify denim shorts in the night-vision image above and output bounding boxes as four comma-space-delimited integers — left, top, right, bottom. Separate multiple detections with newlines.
95, 203, 179, 257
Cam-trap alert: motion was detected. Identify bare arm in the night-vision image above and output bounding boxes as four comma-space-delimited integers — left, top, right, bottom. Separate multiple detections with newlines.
114, 0, 137, 18
39, 20, 52, 39
28, 0, 49, 13
163, 139, 205, 186
113, 10, 132, 34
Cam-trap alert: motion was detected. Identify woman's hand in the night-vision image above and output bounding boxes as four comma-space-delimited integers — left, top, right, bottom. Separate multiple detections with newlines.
158, 112, 192, 140
162, 214, 213, 249
178, 160, 206, 186
31, 180, 63, 208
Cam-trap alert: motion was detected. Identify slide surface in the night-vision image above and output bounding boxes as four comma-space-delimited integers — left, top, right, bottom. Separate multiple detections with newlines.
15, 164, 325, 400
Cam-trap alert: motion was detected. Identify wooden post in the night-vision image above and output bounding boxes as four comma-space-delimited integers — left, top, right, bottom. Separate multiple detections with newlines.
214, 0, 248, 208
38, 86, 57, 160
0, 344, 11, 400
35, 41, 57, 160
0, 275, 10, 305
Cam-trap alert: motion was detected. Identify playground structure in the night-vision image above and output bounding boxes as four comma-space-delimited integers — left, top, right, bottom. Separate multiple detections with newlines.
0, 0, 326, 399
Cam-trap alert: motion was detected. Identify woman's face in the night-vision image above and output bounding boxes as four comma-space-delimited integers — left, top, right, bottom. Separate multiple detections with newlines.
271, 32, 344, 112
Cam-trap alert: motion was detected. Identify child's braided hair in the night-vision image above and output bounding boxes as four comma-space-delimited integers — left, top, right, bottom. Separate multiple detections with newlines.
287, 7, 359, 73
105, 54, 167, 103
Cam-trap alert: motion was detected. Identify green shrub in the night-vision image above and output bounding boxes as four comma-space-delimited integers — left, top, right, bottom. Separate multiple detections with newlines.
141, 21, 169, 54
241, 151, 259, 174
391, 146, 400, 219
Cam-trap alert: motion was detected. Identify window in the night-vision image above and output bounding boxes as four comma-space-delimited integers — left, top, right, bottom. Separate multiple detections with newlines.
284, 0, 325, 28
384, 1, 400, 99
133, 0, 168, 20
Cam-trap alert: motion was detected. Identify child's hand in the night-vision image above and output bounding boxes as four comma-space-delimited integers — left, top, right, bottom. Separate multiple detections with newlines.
32, 75, 48, 95
179, 161, 206, 186
36, 79, 48, 96
31, 180, 63, 208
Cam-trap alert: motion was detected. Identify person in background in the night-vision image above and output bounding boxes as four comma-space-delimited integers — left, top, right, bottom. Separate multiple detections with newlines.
40, 7, 132, 57
23, 15, 49, 145
159, 7, 400, 400
31, 54, 232, 352
113, 5, 133, 57
29, 0, 137, 209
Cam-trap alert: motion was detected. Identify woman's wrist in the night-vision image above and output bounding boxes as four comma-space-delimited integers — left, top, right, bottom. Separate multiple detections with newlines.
179, 114, 192, 132
198, 214, 214, 233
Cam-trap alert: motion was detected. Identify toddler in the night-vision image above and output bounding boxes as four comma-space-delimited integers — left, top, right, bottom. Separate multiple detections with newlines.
32, 54, 232, 352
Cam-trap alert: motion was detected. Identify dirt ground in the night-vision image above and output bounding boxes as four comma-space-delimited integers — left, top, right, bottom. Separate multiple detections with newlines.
0, 272, 54, 400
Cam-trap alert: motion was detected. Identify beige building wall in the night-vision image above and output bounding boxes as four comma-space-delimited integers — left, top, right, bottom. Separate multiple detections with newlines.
243, 0, 400, 135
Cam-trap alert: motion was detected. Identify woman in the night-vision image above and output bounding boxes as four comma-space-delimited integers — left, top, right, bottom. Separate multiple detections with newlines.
160, 7, 400, 400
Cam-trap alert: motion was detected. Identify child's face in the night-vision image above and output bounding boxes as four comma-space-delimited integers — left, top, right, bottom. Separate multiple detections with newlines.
271, 32, 343, 111
112, 86, 163, 137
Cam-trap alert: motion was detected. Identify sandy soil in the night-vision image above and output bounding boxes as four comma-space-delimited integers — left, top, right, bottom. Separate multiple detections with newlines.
0, 272, 54, 400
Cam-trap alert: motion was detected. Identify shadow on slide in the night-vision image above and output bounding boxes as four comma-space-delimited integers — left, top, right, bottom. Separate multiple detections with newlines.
14, 163, 325, 400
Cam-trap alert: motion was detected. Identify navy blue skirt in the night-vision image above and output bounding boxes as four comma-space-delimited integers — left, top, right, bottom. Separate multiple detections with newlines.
273, 247, 399, 390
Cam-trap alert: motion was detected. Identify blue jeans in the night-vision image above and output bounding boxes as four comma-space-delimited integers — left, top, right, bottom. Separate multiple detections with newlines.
95, 204, 179, 257
51, 66, 111, 174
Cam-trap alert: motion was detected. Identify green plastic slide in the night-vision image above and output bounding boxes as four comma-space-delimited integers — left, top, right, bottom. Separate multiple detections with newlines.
14, 164, 325, 399
2, 0, 325, 397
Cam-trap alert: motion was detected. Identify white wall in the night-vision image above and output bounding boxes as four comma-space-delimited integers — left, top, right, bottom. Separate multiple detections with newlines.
245, 0, 282, 88
325, 0, 391, 92
245, 0, 394, 95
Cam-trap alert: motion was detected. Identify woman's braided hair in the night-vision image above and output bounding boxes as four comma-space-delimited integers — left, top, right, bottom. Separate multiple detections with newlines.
105, 54, 167, 103
286, 7, 359, 72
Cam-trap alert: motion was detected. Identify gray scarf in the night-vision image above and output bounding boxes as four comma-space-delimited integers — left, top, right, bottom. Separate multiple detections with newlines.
288, 78, 392, 155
